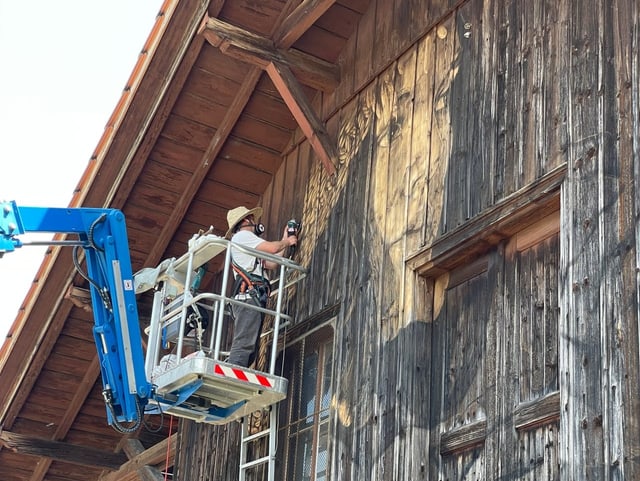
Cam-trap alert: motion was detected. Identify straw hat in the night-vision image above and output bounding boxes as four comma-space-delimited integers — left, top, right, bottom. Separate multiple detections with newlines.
225, 206, 263, 239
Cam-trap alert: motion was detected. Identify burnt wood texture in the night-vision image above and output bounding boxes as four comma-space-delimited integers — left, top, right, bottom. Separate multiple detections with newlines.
1, 0, 639, 480
178, 0, 639, 480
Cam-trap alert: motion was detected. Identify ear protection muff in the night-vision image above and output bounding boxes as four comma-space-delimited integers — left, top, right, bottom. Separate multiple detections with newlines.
238, 216, 265, 236
250, 223, 265, 236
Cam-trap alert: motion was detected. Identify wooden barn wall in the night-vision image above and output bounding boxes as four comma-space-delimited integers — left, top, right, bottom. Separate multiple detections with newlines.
175, 0, 640, 480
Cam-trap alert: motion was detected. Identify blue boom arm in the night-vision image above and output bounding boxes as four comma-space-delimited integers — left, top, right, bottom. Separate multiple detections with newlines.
1, 201, 152, 432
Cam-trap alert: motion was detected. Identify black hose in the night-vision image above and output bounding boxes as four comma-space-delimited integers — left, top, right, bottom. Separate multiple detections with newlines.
107, 397, 143, 434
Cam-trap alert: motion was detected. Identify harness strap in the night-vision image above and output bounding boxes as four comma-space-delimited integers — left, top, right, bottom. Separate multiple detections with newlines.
231, 259, 271, 297
232, 262, 254, 293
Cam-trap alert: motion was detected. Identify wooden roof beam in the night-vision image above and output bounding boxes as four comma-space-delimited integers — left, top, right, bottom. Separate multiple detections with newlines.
199, 16, 340, 92
99, 435, 177, 481
274, 0, 337, 47
0, 429, 127, 471
266, 61, 337, 176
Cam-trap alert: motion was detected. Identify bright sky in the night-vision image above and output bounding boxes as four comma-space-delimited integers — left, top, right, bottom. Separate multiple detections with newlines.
0, 0, 165, 342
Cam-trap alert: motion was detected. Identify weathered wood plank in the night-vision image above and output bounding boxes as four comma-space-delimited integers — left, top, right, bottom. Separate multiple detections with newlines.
367, 65, 395, 480
560, 0, 606, 478
322, 114, 345, 307
448, 1, 477, 226
313, 160, 334, 315
541, 3, 569, 171
197, 44, 252, 83
127, 182, 181, 216
597, 2, 639, 477
182, 67, 240, 106
396, 35, 434, 480
46, 463, 104, 481
465, 0, 484, 219
208, 157, 273, 194
403, 30, 434, 481
329, 87, 375, 481
171, 92, 229, 128
330, 15, 356, 113
357, 81, 381, 481
494, 0, 519, 199
150, 136, 205, 171
519, 240, 535, 401
373, 0, 396, 72
425, 13, 456, 244
60, 316, 94, 343
266, 152, 286, 235
52, 336, 95, 362
220, 136, 282, 173
295, 142, 317, 320
383, 46, 417, 481
232, 114, 292, 153
156, 114, 215, 151
612, 0, 640, 477
197, 178, 261, 211
353, 0, 375, 91
286, 30, 348, 74
407, 32, 434, 253
439, 419, 487, 456
514, 390, 560, 431
475, 0, 499, 213
428, 273, 447, 479
500, 231, 520, 478
519, 0, 541, 188
244, 90, 298, 131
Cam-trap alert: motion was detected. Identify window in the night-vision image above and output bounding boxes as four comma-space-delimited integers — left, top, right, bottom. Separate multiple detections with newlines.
277, 326, 333, 481
426, 213, 560, 479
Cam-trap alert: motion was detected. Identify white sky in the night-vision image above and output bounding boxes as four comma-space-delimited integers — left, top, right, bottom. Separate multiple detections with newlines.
0, 0, 165, 342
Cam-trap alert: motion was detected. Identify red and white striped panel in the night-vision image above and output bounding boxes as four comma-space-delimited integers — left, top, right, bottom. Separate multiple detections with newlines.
214, 364, 273, 388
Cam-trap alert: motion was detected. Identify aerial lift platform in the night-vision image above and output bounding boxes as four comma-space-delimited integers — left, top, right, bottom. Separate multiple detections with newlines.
136, 231, 305, 425
0, 201, 306, 431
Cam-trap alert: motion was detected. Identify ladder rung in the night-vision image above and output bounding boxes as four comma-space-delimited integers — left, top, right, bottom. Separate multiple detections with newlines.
241, 427, 271, 444
240, 455, 271, 470
240, 407, 278, 481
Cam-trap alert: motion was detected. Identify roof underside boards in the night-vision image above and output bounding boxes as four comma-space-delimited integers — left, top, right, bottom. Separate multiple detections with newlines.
0, 0, 370, 480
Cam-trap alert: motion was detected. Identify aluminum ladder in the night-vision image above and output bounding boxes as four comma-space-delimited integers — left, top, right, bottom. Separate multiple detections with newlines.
239, 406, 278, 481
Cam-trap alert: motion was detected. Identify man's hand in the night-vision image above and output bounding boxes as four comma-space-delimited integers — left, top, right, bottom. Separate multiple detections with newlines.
281, 226, 298, 247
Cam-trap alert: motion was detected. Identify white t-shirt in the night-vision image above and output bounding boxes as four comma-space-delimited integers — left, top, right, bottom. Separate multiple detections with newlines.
230, 229, 265, 273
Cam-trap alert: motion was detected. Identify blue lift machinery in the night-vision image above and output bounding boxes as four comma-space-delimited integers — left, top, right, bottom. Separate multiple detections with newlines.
0, 201, 306, 436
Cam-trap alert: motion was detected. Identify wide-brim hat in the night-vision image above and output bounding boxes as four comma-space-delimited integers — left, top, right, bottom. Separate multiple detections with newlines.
225, 206, 263, 239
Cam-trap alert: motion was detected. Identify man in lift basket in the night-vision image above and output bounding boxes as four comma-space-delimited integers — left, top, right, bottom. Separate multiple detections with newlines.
225, 206, 298, 367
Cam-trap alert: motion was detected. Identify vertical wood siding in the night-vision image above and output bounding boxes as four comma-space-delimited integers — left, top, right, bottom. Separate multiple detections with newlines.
560, 0, 640, 478
175, 0, 640, 479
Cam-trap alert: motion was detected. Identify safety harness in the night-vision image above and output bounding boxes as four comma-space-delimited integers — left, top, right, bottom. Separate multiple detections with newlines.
231, 258, 271, 304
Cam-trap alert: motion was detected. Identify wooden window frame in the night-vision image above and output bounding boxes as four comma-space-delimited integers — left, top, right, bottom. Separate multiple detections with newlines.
406, 164, 566, 278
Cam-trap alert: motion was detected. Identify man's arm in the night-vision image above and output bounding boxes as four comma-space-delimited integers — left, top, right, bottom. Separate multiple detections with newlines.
256, 225, 297, 270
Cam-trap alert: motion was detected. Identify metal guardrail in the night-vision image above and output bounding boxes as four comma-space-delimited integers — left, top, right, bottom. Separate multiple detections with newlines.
144, 234, 307, 378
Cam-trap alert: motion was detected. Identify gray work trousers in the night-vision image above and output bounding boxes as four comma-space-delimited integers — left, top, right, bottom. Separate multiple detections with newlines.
228, 296, 265, 367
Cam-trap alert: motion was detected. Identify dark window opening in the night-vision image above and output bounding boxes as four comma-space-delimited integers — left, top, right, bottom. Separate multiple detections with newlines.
277, 326, 333, 481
